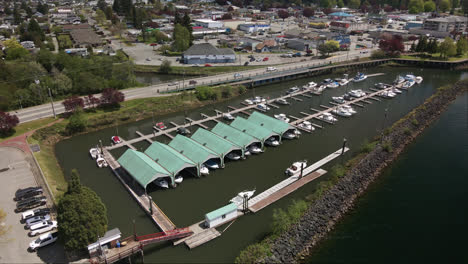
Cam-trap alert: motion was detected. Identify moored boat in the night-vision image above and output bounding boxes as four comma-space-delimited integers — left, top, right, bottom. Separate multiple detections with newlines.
248, 145, 262, 154
341, 105, 357, 114
256, 103, 270, 111
303, 81, 317, 89
327, 81, 340, 88
286, 86, 300, 94
226, 152, 241, 160
111, 136, 122, 144
415, 76, 423, 84
297, 121, 314, 131
155, 178, 169, 189
200, 164, 209, 175
223, 113, 235, 120
319, 112, 338, 122
244, 99, 254, 105
352, 72, 367, 82
332, 107, 352, 117
175, 175, 183, 184
229, 189, 256, 205
285, 161, 307, 175
275, 98, 290, 105
265, 137, 280, 147
204, 159, 219, 169
332, 96, 345, 104
89, 147, 100, 159
274, 113, 290, 123
96, 155, 108, 168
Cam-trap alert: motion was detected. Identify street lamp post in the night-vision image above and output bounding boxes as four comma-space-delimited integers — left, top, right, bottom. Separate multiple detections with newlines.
48, 88, 56, 119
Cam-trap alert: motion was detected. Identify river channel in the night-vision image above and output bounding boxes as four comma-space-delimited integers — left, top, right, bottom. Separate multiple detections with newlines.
55, 66, 466, 263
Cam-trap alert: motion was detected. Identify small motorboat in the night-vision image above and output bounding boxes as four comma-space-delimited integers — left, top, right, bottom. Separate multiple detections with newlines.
322, 79, 333, 85
256, 103, 270, 111
229, 189, 256, 205
223, 113, 235, 121
89, 147, 100, 159
375, 83, 386, 89
286, 86, 300, 94
265, 137, 280, 147
379, 90, 396, 98
327, 81, 339, 88
294, 129, 301, 136
96, 155, 108, 168
332, 107, 352, 117
415, 76, 423, 84
349, 89, 366, 98
311, 85, 326, 94
175, 175, 183, 184
176, 127, 191, 135
352, 72, 367, 82
274, 113, 290, 123
282, 131, 296, 139
252, 96, 266, 104
285, 161, 307, 176
244, 99, 254, 105
226, 152, 241, 160
343, 93, 353, 101
248, 145, 262, 154
336, 78, 349, 86
341, 105, 357, 114
111, 136, 122, 144
303, 81, 317, 89
332, 96, 345, 104
244, 150, 251, 156
204, 159, 219, 169
392, 87, 402, 94
153, 122, 167, 130
394, 75, 405, 84
319, 112, 338, 122
298, 121, 314, 131
200, 164, 209, 175
275, 98, 290, 105
155, 178, 169, 189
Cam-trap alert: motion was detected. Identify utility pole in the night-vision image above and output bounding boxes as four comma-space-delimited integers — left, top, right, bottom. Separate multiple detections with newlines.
341, 138, 347, 155
48, 88, 56, 118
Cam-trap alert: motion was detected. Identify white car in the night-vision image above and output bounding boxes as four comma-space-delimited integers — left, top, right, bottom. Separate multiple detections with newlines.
234, 73, 242, 78
29, 232, 58, 251
26, 214, 51, 228
168, 82, 178, 86
266, 67, 277, 72
29, 221, 57, 236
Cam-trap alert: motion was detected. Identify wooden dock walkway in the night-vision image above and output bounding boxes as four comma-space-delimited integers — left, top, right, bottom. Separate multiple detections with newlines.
135, 131, 153, 143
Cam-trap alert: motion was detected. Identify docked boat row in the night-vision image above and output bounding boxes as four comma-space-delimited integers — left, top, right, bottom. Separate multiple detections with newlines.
244, 96, 267, 105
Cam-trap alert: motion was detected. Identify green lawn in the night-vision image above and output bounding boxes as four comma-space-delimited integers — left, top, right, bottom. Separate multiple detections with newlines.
400, 52, 468, 62
0, 117, 56, 143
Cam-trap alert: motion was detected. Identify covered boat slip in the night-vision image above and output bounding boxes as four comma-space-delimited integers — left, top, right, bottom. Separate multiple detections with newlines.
144, 141, 198, 178
169, 135, 221, 172
247, 111, 295, 140
117, 149, 173, 188
191, 128, 243, 164
211, 122, 261, 153
230, 116, 279, 147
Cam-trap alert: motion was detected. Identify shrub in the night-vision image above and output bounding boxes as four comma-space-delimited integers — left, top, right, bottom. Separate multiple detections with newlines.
66, 109, 87, 134
411, 118, 419, 126
159, 60, 172, 74
0, 111, 19, 137
235, 242, 271, 264
404, 127, 412, 135
382, 141, 393, 153
195, 86, 217, 101
360, 139, 376, 153
221, 85, 233, 98
330, 164, 346, 178
238, 85, 247, 94
370, 50, 387, 59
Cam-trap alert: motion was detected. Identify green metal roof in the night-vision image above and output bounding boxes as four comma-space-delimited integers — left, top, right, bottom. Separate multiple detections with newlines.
205, 203, 238, 221
212, 122, 260, 148
191, 128, 241, 157
144, 141, 196, 175
247, 111, 293, 135
168, 135, 219, 165
230, 116, 277, 141
117, 149, 170, 189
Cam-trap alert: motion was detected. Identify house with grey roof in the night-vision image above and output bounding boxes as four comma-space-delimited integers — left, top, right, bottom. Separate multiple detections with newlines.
182, 43, 236, 64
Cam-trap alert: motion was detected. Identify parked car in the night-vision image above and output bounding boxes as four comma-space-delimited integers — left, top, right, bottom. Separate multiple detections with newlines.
204, 64, 212, 67
146, 57, 151, 61
248, 55, 255, 59
168, 81, 178, 86
15, 187, 43, 201
281, 53, 293, 58
26, 214, 51, 229
21, 208, 51, 222
263, 57, 269, 61
234, 73, 242, 78
292, 52, 302, 57
249, 58, 255, 62
189, 80, 197, 85
29, 221, 57, 237
256, 58, 262, 62
244, 62, 249, 66
266, 67, 277, 72
16, 196, 47, 212
29, 232, 58, 251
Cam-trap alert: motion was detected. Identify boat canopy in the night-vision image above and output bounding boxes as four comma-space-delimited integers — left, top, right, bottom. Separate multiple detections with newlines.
144, 141, 197, 177
169, 135, 219, 167
247, 111, 294, 136
230, 116, 278, 146
117, 149, 170, 189
191, 128, 243, 163
211, 122, 260, 149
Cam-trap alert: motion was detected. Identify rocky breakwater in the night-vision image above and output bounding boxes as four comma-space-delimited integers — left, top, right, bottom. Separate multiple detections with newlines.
261, 80, 468, 263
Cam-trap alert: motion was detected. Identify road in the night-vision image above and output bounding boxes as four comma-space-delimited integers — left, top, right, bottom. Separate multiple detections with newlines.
10, 50, 374, 123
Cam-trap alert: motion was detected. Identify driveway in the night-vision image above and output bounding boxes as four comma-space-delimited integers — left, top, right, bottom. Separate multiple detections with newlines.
0, 147, 66, 263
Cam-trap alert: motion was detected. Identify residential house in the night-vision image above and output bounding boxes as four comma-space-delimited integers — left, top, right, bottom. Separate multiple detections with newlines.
255, 39, 277, 52
329, 21, 368, 33
182, 43, 235, 64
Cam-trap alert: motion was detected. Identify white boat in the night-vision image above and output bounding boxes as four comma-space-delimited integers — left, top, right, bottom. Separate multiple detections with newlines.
415, 76, 423, 84
89, 147, 100, 159
286, 86, 300, 94
275, 98, 290, 105
303, 81, 317, 89
244, 99, 254, 105
252, 96, 266, 104
155, 178, 169, 189
282, 132, 296, 139
229, 189, 256, 205
96, 155, 108, 168
319, 112, 338, 122
204, 160, 219, 169
200, 164, 209, 175
223, 113, 235, 120
394, 75, 405, 84
352, 72, 367, 82
265, 137, 280, 147
332, 107, 352, 117
375, 83, 391, 89
244, 150, 251, 156
311, 85, 326, 94
298, 121, 314, 131
341, 105, 357, 114
327, 81, 339, 88
343, 93, 353, 101
274, 113, 290, 123
226, 152, 241, 160
332, 96, 345, 104
175, 175, 183, 184
379, 90, 396, 98
392, 87, 402, 94
349, 89, 366, 98
294, 129, 301, 136
248, 145, 262, 154
336, 78, 349, 86
322, 78, 333, 85
256, 103, 270, 111
285, 161, 307, 176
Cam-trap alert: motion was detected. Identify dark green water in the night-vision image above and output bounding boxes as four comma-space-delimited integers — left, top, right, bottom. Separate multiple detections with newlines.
55, 67, 466, 263
307, 92, 468, 264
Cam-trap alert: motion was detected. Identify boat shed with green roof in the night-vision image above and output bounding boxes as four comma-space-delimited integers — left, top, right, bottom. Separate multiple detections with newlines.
205, 202, 238, 228
230, 116, 278, 147
191, 128, 243, 164
144, 141, 197, 178
247, 111, 294, 141
211, 122, 261, 154
169, 134, 221, 173
117, 149, 171, 189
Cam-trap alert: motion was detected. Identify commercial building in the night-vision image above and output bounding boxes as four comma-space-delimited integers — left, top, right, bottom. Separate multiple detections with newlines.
194, 19, 224, 29
422, 16, 467, 33
329, 21, 368, 33
238, 23, 270, 33
182, 43, 235, 64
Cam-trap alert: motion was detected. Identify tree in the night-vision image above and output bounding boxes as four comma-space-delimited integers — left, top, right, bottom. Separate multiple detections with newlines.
427, 39, 438, 54
159, 60, 172, 73
54, 73, 73, 95
463, 0, 468, 14
349, 0, 361, 9
172, 24, 190, 52
424, 1, 436, 12
57, 169, 108, 251
277, 10, 289, 20
37, 2, 49, 14
13, 7, 21, 25
337, 0, 345, 7
408, 0, 424, 13
66, 109, 87, 133
318, 41, 339, 56
415, 36, 428, 52
0, 111, 19, 136
440, 0, 451, 12
182, 13, 193, 46
63, 95, 85, 112
151, 30, 169, 43
303, 7, 315, 17
84, 94, 100, 109
379, 34, 404, 56
95, 9, 107, 25
456, 37, 468, 55
100, 88, 125, 107
439, 37, 456, 58
97, 0, 107, 11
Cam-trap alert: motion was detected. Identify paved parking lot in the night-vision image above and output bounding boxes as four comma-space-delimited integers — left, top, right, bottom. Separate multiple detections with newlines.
0, 147, 66, 263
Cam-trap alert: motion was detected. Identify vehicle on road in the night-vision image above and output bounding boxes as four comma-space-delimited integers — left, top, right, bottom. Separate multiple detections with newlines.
244, 62, 249, 66
204, 64, 212, 67
29, 232, 58, 251
15, 187, 43, 201
189, 80, 197, 85
21, 208, 51, 222
146, 57, 151, 61
293, 52, 302, 57
266, 67, 277, 72
249, 58, 255, 62
29, 221, 57, 236
16, 196, 47, 212
168, 81, 178, 86
234, 73, 242, 78
263, 57, 269, 61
